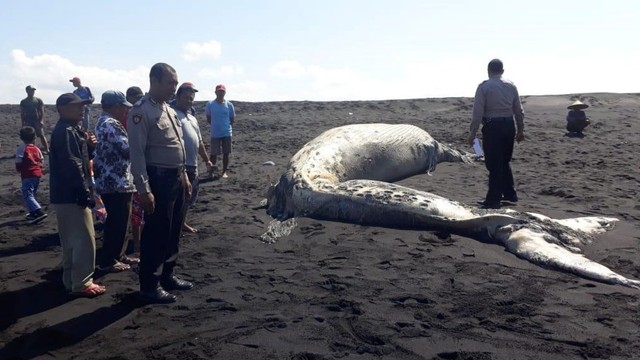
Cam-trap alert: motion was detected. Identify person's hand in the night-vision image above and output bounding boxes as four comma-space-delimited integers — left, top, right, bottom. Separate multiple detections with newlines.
77, 189, 96, 208
467, 135, 476, 147
86, 132, 97, 147
184, 176, 192, 199
140, 192, 155, 214
205, 160, 213, 172
515, 131, 525, 143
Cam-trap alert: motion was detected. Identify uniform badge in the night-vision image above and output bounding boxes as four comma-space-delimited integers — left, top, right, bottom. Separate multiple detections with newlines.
133, 115, 142, 124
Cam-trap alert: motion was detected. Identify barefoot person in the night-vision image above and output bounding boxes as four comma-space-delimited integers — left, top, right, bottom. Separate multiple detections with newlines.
128, 63, 193, 304
50, 93, 105, 297
205, 84, 235, 178
171, 82, 213, 234
94, 90, 139, 273
20, 85, 49, 154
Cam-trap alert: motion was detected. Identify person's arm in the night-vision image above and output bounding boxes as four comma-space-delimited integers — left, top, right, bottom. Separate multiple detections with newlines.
60, 129, 91, 202
107, 120, 130, 158
205, 102, 212, 124
37, 99, 44, 122
512, 86, 525, 142
468, 85, 484, 145
127, 110, 150, 194
229, 102, 235, 126
19, 101, 26, 126
15, 144, 25, 173
86, 87, 95, 104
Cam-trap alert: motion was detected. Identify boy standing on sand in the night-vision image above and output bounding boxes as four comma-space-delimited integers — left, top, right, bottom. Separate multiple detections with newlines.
15, 126, 48, 223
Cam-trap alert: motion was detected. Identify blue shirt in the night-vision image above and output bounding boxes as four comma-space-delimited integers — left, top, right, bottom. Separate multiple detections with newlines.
205, 100, 235, 138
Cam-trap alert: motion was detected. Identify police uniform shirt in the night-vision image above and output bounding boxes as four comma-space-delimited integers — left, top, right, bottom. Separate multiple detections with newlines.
469, 75, 525, 138
128, 94, 186, 193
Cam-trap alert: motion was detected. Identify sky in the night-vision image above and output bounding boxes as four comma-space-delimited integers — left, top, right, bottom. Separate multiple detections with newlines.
1, 0, 638, 104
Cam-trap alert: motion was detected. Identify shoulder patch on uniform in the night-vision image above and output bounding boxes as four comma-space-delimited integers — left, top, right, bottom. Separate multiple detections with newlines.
132, 114, 142, 124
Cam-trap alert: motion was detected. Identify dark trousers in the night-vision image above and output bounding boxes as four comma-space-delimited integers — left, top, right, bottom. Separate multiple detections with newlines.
139, 167, 186, 292
481, 119, 517, 203
99, 192, 133, 268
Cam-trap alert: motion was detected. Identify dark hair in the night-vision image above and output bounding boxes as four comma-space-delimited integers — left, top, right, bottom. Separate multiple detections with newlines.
19, 126, 36, 142
488, 59, 504, 73
149, 63, 176, 82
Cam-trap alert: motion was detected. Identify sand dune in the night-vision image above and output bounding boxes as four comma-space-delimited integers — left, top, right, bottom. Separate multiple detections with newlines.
1, 93, 639, 359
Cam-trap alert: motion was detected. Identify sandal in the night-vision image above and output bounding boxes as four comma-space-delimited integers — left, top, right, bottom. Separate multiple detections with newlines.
71, 283, 106, 298
120, 256, 140, 265
97, 261, 131, 273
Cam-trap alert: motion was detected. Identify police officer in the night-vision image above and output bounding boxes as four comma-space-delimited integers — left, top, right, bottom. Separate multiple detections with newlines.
128, 63, 193, 304
468, 59, 525, 209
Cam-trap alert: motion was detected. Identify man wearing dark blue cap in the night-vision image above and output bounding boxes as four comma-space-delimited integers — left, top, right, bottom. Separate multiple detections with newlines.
93, 91, 139, 273
50, 93, 105, 297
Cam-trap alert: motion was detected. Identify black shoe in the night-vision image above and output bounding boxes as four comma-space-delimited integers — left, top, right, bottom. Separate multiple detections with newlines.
26, 210, 48, 224
477, 201, 501, 209
140, 287, 177, 304
160, 276, 194, 291
501, 195, 518, 203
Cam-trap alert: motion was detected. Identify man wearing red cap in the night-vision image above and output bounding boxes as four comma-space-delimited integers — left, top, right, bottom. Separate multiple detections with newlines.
70, 77, 95, 130
205, 84, 235, 178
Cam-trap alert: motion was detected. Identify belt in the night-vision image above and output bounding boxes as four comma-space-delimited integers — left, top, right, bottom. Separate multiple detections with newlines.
146, 165, 184, 176
482, 116, 513, 125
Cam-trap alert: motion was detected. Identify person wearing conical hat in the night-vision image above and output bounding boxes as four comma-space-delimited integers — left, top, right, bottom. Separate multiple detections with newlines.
566, 100, 590, 135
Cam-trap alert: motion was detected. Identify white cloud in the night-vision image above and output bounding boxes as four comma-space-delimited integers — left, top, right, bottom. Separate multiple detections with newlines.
0, 49, 148, 104
269, 60, 307, 79
197, 64, 244, 78
182, 40, 222, 61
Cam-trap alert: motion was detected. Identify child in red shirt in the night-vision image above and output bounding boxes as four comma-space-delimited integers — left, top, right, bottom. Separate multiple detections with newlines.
15, 126, 48, 223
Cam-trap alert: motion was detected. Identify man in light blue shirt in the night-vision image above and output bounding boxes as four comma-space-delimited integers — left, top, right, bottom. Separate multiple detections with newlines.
70, 77, 95, 130
171, 82, 212, 233
205, 84, 235, 178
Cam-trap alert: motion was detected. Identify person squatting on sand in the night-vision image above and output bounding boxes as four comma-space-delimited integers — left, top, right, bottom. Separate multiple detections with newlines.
49, 93, 106, 298
468, 58, 525, 209
205, 84, 235, 178
15, 126, 48, 223
128, 63, 193, 304
170, 82, 213, 234
125, 86, 146, 252
566, 100, 590, 135
93, 90, 140, 273
70, 77, 95, 131
19, 85, 49, 154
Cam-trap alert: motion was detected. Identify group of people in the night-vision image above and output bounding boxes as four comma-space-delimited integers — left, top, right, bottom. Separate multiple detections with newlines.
16, 63, 236, 303
15, 58, 591, 302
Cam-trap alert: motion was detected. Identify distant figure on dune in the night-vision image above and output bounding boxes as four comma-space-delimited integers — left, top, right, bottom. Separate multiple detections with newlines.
19, 85, 49, 154
566, 100, 590, 136
70, 77, 95, 131
468, 58, 525, 210
206, 84, 235, 178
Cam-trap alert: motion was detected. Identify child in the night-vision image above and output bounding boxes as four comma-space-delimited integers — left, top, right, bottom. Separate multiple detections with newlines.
15, 126, 48, 223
